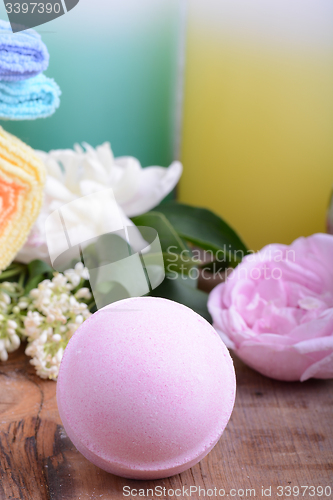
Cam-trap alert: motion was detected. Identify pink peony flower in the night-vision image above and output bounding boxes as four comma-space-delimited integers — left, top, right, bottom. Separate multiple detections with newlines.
208, 233, 333, 381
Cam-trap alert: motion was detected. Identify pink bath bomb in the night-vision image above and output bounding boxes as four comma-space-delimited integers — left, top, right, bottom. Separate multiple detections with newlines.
57, 297, 236, 480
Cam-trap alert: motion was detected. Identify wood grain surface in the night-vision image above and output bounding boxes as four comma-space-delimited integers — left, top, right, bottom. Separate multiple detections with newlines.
0, 345, 332, 500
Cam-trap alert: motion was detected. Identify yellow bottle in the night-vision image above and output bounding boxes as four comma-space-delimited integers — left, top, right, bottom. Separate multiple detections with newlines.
180, 0, 333, 250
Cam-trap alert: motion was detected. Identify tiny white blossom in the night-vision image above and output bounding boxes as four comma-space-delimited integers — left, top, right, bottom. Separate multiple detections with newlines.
64, 271, 81, 288
7, 334, 20, 351
39, 330, 49, 345
1, 269, 91, 380
25, 311, 43, 331
7, 320, 18, 329
75, 315, 84, 325
65, 262, 90, 288
46, 314, 56, 323
52, 273, 68, 288
1, 293, 10, 305
75, 288, 91, 300
0, 350, 8, 362
75, 262, 89, 278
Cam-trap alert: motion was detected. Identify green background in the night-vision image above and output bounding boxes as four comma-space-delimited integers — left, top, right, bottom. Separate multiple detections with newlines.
0, 0, 182, 167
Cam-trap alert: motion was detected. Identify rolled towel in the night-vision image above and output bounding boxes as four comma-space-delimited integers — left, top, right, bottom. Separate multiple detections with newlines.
0, 19, 49, 81
0, 73, 61, 120
0, 126, 45, 271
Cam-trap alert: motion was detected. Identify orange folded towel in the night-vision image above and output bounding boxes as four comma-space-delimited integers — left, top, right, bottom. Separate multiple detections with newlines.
0, 126, 45, 270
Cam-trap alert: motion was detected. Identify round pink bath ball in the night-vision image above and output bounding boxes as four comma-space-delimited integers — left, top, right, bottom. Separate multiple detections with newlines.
57, 297, 236, 480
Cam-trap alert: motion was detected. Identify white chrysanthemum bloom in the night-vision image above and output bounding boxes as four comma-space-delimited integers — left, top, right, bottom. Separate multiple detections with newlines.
16, 142, 182, 264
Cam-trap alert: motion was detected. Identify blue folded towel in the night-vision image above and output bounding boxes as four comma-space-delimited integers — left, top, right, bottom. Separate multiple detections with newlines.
0, 73, 61, 120
0, 20, 49, 81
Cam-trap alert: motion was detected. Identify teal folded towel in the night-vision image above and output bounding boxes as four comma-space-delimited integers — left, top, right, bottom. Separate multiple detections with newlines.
0, 20, 49, 81
0, 73, 61, 120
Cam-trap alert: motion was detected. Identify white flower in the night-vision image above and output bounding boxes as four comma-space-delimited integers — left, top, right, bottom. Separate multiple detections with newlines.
75, 287, 91, 300
7, 320, 18, 330
75, 314, 84, 324
25, 311, 43, 329
24, 270, 91, 378
0, 292, 10, 305
0, 270, 91, 380
16, 142, 182, 264
65, 262, 89, 288
46, 314, 56, 323
0, 350, 8, 362
75, 262, 90, 280
7, 334, 20, 351
52, 273, 68, 288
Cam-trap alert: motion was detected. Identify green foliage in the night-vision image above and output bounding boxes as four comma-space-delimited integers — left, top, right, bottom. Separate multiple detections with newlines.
132, 211, 199, 275
156, 201, 248, 262
149, 276, 212, 323
0, 202, 246, 321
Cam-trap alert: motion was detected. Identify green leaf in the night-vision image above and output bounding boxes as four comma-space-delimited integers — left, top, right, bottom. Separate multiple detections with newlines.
155, 201, 248, 262
0, 262, 26, 282
149, 275, 212, 323
199, 260, 233, 274
163, 252, 199, 276
132, 211, 200, 275
27, 260, 53, 279
24, 275, 44, 295
131, 211, 189, 255
0, 284, 24, 297
22, 260, 53, 295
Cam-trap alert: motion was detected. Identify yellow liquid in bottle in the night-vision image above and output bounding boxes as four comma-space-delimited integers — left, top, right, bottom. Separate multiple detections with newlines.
180, 1, 333, 250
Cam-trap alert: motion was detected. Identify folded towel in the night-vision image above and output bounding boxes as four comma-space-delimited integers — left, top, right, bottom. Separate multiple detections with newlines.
0, 19, 49, 81
0, 126, 45, 270
0, 73, 61, 120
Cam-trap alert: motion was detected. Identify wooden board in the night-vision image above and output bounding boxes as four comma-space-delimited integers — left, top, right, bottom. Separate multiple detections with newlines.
0, 345, 332, 500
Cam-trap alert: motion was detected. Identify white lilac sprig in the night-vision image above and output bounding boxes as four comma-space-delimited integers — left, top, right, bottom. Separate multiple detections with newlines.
0, 263, 92, 379
0, 282, 23, 361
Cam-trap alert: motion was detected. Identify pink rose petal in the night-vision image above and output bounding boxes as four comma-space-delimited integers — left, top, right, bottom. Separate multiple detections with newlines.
208, 233, 333, 381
